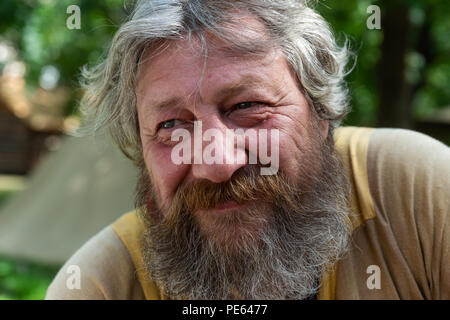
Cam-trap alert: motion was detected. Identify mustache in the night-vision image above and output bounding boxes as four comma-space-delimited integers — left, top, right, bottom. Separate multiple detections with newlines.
168, 165, 298, 215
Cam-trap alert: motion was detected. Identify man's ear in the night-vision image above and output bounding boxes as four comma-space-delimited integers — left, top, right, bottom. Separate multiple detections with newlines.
319, 120, 329, 140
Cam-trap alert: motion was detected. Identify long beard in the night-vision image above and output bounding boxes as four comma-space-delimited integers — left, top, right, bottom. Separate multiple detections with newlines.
135, 128, 352, 300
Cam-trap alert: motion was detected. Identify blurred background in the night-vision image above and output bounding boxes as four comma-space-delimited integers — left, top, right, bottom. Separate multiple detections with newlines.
0, 0, 449, 299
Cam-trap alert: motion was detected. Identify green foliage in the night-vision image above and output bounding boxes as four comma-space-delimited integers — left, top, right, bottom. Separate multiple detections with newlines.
0, 191, 15, 209
318, 0, 382, 127
316, 0, 450, 126
0, 256, 60, 300
0, 0, 129, 115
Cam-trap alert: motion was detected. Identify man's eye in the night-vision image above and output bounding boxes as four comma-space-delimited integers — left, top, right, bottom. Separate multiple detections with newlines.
158, 119, 182, 130
234, 102, 258, 110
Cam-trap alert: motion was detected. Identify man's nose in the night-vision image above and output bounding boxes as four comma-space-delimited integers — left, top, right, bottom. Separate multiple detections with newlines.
191, 120, 248, 183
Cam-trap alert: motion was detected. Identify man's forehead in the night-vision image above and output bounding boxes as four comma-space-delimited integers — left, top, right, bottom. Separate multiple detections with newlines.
139, 44, 280, 85
142, 73, 284, 115
138, 36, 276, 80
136, 40, 288, 115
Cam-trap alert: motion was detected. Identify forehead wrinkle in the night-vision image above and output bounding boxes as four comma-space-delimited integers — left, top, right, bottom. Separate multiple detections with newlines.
144, 73, 284, 120
213, 76, 284, 101
139, 40, 286, 120
141, 50, 288, 120
141, 85, 201, 122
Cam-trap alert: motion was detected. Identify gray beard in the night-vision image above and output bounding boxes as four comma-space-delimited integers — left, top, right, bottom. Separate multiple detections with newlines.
135, 130, 352, 300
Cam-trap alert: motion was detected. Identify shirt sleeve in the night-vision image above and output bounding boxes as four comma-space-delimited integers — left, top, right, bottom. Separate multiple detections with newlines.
45, 225, 145, 300
367, 128, 450, 299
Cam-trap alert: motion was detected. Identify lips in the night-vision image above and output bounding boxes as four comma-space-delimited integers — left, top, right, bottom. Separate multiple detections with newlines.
214, 199, 245, 210
197, 199, 249, 215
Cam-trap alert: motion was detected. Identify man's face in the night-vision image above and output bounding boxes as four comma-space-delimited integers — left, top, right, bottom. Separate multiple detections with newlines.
134, 21, 350, 299
136, 31, 329, 242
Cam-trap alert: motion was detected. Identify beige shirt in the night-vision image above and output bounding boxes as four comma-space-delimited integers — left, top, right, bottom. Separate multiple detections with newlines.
45, 127, 450, 299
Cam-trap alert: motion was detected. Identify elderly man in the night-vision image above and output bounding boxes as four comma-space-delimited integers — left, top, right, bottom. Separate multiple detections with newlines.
46, 0, 449, 300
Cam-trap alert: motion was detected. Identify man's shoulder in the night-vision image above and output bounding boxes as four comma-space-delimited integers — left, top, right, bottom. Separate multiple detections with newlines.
111, 210, 146, 250
45, 217, 145, 300
367, 128, 449, 298
366, 127, 450, 240
335, 126, 450, 207
366, 128, 450, 214
334, 127, 450, 299
367, 127, 450, 170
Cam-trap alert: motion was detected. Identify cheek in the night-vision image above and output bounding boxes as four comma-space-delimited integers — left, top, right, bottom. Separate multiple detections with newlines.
143, 143, 190, 209
276, 131, 305, 178
262, 109, 313, 178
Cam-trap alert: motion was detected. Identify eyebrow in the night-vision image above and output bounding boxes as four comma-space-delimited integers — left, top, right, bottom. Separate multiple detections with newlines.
152, 96, 184, 111
146, 75, 283, 113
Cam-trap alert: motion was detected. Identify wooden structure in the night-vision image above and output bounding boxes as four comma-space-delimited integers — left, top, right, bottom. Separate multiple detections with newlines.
0, 74, 68, 174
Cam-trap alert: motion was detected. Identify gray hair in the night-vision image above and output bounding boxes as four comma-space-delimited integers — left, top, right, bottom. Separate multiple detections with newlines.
77, 0, 353, 163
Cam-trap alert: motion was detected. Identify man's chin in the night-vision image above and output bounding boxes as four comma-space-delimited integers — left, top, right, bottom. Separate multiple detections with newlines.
193, 201, 272, 250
